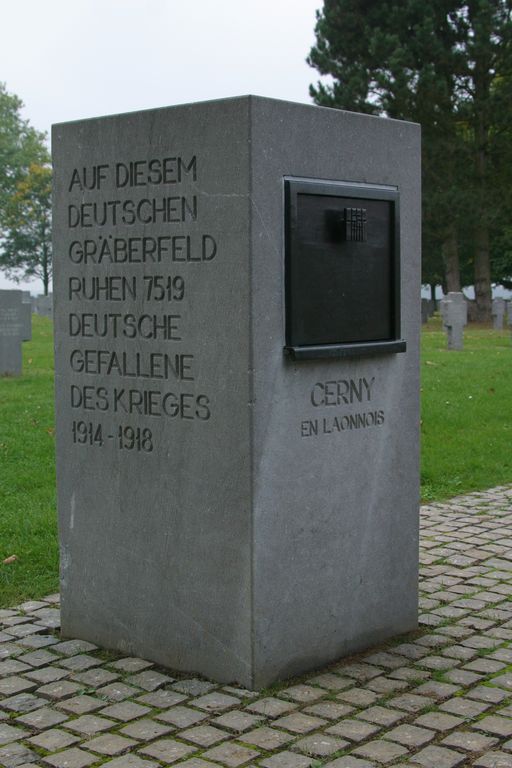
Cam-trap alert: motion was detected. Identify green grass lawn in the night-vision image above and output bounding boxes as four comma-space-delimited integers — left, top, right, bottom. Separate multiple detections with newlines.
0, 314, 510, 607
421, 315, 512, 502
0, 315, 58, 607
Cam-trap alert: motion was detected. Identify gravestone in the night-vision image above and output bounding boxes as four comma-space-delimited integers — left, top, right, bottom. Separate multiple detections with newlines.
421, 298, 434, 324
492, 297, 506, 330
0, 290, 24, 376
21, 292, 32, 342
440, 292, 467, 350
35, 294, 53, 318
52, 96, 421, 689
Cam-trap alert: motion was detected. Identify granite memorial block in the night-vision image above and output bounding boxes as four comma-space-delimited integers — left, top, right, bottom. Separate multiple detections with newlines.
492, 297, 506, 330
52, 96, 421, 689
0, 290, 24, 376
440, 291, 467, 350
21, 292, 32, 342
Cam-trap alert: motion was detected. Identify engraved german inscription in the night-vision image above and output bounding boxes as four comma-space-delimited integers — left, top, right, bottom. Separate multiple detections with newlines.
64, 154, 215, 454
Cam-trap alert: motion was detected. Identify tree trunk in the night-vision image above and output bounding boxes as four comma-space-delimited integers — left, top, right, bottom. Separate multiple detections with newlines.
430, 284, 436, 302
474, 223, 492, 322
442, 225, 460, 292
42, 243, 49, 295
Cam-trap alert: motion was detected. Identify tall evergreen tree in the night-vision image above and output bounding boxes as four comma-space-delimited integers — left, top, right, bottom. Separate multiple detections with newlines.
308, 0, 512, 320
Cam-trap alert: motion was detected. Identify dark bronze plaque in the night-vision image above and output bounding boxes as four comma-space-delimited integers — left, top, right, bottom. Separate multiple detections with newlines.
284, 179, 405, 359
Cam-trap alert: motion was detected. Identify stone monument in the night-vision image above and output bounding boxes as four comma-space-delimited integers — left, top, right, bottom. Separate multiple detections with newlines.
492, 297, 506, 330
0, 290, 24, 376
52, 96, 421, 688
440, 292, 467, 350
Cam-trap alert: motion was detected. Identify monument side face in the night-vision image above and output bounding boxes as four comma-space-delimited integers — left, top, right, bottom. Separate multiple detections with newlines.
52, 99, 253, 683
0, 290, 23, 376
248, 99, 421, 687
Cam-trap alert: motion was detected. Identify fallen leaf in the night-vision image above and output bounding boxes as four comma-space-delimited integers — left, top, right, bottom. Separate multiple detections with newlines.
3, 555, 17, 565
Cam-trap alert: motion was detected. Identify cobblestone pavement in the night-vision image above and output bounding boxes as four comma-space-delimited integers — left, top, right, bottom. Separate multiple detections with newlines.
1, 486, 512, 768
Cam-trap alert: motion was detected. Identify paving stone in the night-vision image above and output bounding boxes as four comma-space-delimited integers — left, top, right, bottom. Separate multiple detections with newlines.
65, 714, 117, 735
492, 673, 512, 691
324, 758, 376, 768
337, 689, 379, 707
57, 695, 105, 714
202, 742, 260, 766
179, 761, 217, 768
42, 748, 97, 768
473, 753, 512, 767
0, 644, 24, 660
365, 676, 408, 694
221, 686, 258, 700
410, 744, 466, 767
135, 689, 186, 707
0, 677, 36, 695
155, 705, 207, 728
414, 681, 460, 699
356, 706, 405, 727
211, 711, 263, 733
464, 658, 506, 674
85, 733, 137, 755
352, 739, 408, 764
387, 694, 435, 713
23, 667, 68, 684
27, 727, 81, 751
242, 726, 294, 750
279, 685, 325, 703
272, 712, 326, 734
1, 693, 47, 713
19, 651, 59, 669
50, 640, 97, 656
473, 715, 512, 737
71, 668, 119, 687
293, 734, 349, 756
57, 655, 100, 672
0, 742, 37, 768
180, 725, 229, 747
444, 668, 483, 685
306, 673, 352, 690
99, 701, 150, 722
325, 719, 381, 742
36, 681, 82, 701
303, 701, 354, 720
246, 698, 297, 717
259, 753, 313, 768
108, 657, 153, 673
125, 670, 174, 690
172, 679, 216, 696
385, 724, 435, 747
119, 718, 173, 741
16, 706, 69, 730
467, 685, 509, 704
92, 756, 157, 768
193, 692, 240, 712
441, 730, 499, 752
0, 660, 31, 677
414, 712, 464, 731
439, 695, 490, 718
138, 738, 197, 762
0, 723, 30, 744
97, 682, 141, 702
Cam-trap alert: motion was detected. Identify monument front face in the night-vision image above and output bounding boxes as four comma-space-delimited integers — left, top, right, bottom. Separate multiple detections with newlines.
53, 96, 421, 688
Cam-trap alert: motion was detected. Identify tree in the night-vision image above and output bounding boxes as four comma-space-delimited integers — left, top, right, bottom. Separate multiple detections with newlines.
1, 163, 52, 294
308, 0, 512, 320
0, 82, 48, 223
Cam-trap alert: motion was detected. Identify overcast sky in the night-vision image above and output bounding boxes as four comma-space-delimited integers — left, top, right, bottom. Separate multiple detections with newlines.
0, 0, 322, 293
